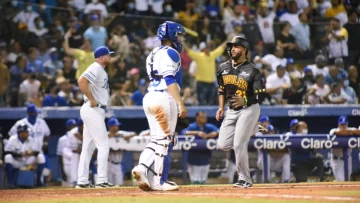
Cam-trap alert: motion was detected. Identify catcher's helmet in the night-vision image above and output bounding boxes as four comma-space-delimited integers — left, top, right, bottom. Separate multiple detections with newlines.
157, 21, 185, 52
17, 123, 30, 133
226, 36, 249, 56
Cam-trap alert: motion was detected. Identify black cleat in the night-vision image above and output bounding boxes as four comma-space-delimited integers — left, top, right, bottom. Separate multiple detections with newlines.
234, 180, 253, 188
75, 183, 94, 189
95, 182, 115, 188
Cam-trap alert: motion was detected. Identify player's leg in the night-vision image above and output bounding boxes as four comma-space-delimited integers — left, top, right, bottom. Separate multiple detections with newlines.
187, 164, 195, 183
348, 156, 352, 181
63, 163, 72, 186
107, 161, 113, 185
310, 156, 324, 181
217, 110, 238, 151
257, 152, 271, 182
32, 153, 45, 186
76, 122, 96, 187
292, 161, 308, 182
280, 154, 291, 182
331, 158, 343, 181
233, 104, 260, 187
4, 154, 21, 188
116, 162, 123, 186
200, 164, 210, 184
161, 141, 173, 184
71, 154, 80, 185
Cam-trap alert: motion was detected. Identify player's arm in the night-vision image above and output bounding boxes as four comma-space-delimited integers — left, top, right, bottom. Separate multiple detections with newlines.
5, 139, 22, 158
249, 68, 266, 105
206, 124, 220, 138
63, 29, 77, 56
216, 67, 226, 121
78, 69, 97, 107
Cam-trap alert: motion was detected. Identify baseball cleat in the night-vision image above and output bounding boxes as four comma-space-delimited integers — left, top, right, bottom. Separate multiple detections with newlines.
75, 183, 94, 189
164, 180, 179, 190
257, 122, 268, 133
95, 182, 115, 188
152, 182, 179, 191
132, 166, 152, 191
234, 180, 253, 188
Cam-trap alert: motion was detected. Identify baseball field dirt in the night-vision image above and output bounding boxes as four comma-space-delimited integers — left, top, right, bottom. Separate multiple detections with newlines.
1, 182, 360, 203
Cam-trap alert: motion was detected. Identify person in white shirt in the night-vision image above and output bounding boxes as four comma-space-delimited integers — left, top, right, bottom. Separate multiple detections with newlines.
279, 0, 301, 26
223, 4, 246, 34
306, 54, 329, 77
135, 0, 150, 14
149, 0, 164, 15
13, 2, 39, 32
291, 12, 310, 52
307, 74, 330, 104
256, 1, 278, 44
327, 82, 352, 104
107, 118, 137, 186
84, 0, 108, 19
322, 18, 349, 61
19, 74, 41, 105
316, 0, 332, 16
266, 65, 291, 104
261, 47, 287, 72
143, 29, 161, 55
29, 17, 48, 38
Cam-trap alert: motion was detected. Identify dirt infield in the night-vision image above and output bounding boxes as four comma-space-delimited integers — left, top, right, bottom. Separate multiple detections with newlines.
1, 183, 360, 202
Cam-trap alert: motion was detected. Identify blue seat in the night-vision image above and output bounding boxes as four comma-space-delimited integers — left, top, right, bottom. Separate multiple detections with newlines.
49, 156, 61, 182
0, 166, 5, 189
16, 170, 36, 188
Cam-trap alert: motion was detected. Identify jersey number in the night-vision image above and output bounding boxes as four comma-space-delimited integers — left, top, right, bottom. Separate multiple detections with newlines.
102, 78, 109, 89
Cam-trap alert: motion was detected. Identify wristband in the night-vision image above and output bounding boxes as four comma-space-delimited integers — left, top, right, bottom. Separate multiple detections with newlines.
244, 97, 248, 106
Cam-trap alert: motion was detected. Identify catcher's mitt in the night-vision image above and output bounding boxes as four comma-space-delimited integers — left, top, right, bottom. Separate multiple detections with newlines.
257, 122, 268, 133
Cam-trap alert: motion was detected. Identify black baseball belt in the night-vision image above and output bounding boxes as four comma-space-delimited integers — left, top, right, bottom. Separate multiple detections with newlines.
84, 100, 107, 110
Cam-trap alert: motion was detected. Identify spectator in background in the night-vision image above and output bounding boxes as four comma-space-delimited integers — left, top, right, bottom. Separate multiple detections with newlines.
68, 17, 85, 49
109, 60, 128, 90
129, 79, 147, 106
282, 76, 307, 104
108, 25, 130, 61
182, 111, 219, 184
256, 0, 277, 46
292, 12, 310, 54
334, 58, 347, 76
230, 21, 246, 39
30, 17, 48, 38
307, 74, 330, 104
205, 0, 220, 19
42, 86, 68, 107
251, 41, 269, 62
325, 66, 340, 85
27, 47, 43, 74
276, 0, 288, 17
69, 87, 83, 106
348, 65, 360, 100
62, 56, 77, 84
277, 22, 297, 58
324, 0, 347, 25
177, 0, 200, 30
184, 40, 227, 105
327, 82, 352, 104
57, 77, 73, 105
16, 23, 38, 52
291, 121, 324, 182
13, 1, 39, 32
266, 65, 291, 104
286, 58, 301, 78
339, 73, 357, 104
43, 48, 63, 79
316, 0, 332, 17
143, 29, 161, 55
7, 42, 23, 65
307, 54, 329, 77
84, 0, 109, 20
36, 0, 53, 25
279, 0, 301, 27
223, 4, 246, 34
262, 46, 287, 72
84, 14, 107, 51
124, 67, 141, 94
302, 67, 315, 88
182, 87, 199, 106
37, 40, 50, 64
10, 55, 28, 91
0, 61, 10, 106
149, 0, 164, 16
344, 10, 360, 66
64, 30, 94, 79
19, 73, 41, 105
322, 18, 348, 63
134, 0, 150, 15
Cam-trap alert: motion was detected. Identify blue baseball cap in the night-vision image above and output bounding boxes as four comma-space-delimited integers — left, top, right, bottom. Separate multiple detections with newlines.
290, 119, 299, 128
66, 119, 76, 127
27, 104, 40, 113
303, 67, 312, 73
286, 58, 294, 65
107, 117, 121, 127
138, 79, 146, 87
267, 125, 275, 132
338, 116, 348, 125
259, 116, 269, 123
90, 14, 99, 21
94, 46, 114, 59
77, 117, 83, 126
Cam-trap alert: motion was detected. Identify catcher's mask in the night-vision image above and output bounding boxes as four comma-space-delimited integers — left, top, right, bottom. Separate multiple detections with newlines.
226, 36, 249, 56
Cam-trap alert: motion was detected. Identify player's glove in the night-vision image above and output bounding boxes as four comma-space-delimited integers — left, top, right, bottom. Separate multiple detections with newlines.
258, 122, 268, 133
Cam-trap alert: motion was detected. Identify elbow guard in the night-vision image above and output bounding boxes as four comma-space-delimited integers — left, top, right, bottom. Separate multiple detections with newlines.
164, 75, 177, 86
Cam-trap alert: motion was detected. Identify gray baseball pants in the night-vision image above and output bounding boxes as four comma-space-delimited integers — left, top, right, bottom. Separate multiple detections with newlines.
217, 103, 260, 184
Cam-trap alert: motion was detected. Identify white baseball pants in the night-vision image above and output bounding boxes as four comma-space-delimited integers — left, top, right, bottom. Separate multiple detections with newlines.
187, 164, 210, 184
257, 152, 291, 182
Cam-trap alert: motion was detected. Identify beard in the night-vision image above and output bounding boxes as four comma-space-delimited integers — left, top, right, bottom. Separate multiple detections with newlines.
231, 51, 242, 61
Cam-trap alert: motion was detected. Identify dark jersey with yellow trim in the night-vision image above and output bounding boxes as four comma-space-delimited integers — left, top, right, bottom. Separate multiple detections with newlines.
217, 60, 265, 109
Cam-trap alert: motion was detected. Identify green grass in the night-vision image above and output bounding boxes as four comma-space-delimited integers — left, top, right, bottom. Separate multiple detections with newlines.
3, 197, 335, 203
321, 190, 360, 197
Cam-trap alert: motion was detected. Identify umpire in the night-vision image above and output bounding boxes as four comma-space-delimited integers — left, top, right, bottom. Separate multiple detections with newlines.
216, 36, 266, 188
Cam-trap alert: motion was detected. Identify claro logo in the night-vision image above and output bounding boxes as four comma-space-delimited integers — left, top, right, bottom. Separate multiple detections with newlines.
254, 135, 291, 149
301, 134, 338, 149
177, 136, 197, 150
288, 107, 308, 117
352, 109, 360, 116
348, 137, 360, 148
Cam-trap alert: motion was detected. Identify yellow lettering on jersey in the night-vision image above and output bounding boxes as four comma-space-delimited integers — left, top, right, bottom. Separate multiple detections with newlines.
222, 75, 248, 93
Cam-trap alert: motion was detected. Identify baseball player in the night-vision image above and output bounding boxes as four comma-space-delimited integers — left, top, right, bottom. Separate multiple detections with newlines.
329, 116, 360, 181
257, 125, 291, 183
5, 124, 46, 188
216, 36, 266, 188
258, 116, 270, 128
8, 104, 51, 183
132, 21, 187, 191
57, 119, 77, 187
181, 111, 219, 184
107, 117, 136, 186
76, 46, 114, 188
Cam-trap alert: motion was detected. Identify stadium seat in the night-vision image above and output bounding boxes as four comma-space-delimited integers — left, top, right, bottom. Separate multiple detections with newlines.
16, 170, 36, 188
0, 166, 5, 189
48, 156, 61, 182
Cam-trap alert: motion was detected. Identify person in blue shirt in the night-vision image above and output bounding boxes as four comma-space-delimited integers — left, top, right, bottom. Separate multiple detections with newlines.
181, 111, 219, 184
84, 14, 107, 51
130, 79, 147, 106
42, 85, 68, 107
291, 121, 324, 182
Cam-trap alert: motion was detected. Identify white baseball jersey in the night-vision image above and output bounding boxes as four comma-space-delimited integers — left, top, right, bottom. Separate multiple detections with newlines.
329, 127, 357, 157
81, 62, 110, 105
109, 130, 135, 163
67, 127, 83, 151
57, 132, 71, 156
146, 46, 181, 92
5, 135, 37, 156
8, 118, 51, 151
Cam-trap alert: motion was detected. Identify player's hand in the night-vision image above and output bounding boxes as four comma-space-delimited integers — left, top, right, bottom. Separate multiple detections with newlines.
280, 84, 289, 90
216, 108, 224, 121
230, 95, 245, 108
198, 131, 207, 139
178, 103, 187, 118
89, 99, 97, 107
